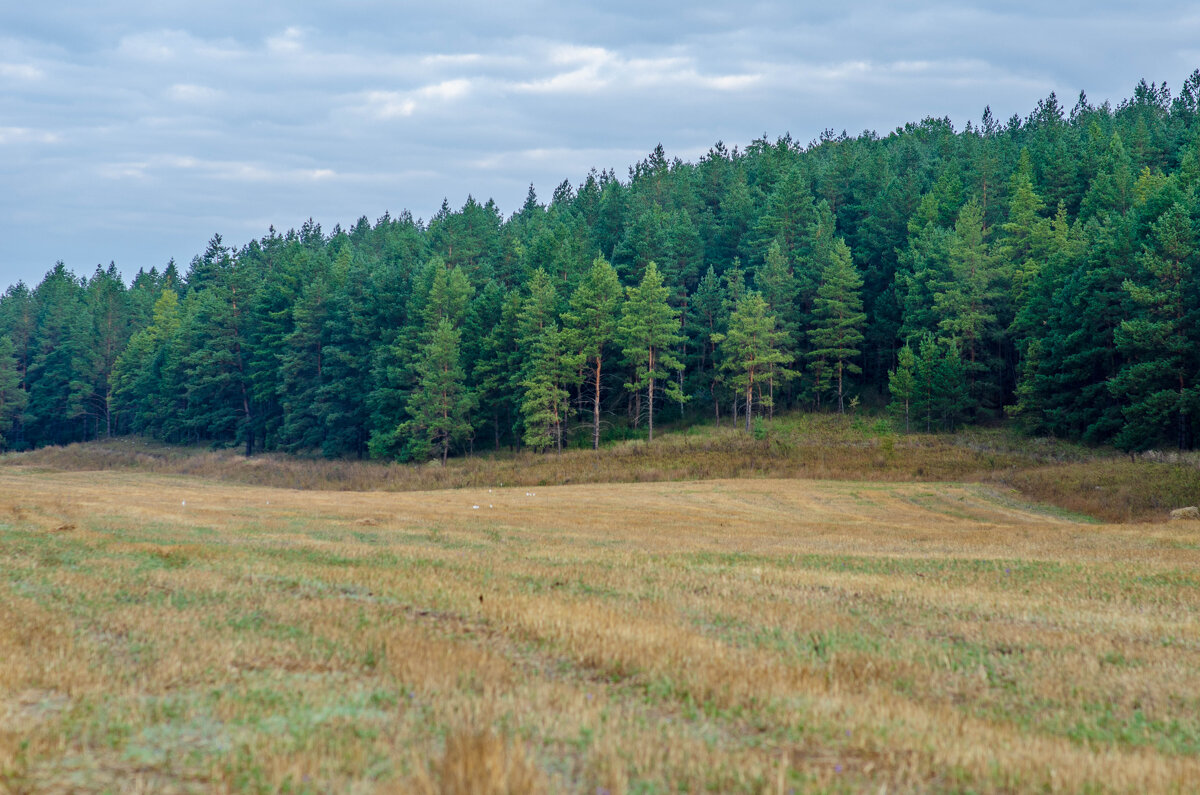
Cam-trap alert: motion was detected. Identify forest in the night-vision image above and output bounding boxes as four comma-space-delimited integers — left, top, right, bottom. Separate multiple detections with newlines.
2, 75, 1200, 461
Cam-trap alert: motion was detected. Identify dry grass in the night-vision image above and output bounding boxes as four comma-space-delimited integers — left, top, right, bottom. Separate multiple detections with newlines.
2, 468, 1199, 792
7, 414, 1198, 522
993, 460, 1200, 523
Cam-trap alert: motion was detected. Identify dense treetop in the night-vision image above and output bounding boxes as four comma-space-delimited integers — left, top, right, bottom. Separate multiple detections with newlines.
4, 74, 1200, 458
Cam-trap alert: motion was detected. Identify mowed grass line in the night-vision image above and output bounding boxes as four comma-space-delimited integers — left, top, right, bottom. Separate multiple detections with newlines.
10, 414, 1200, 523
1, 471, 1199, 793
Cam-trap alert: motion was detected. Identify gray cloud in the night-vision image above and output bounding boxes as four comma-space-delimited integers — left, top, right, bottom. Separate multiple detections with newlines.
1, 2, 1197, 287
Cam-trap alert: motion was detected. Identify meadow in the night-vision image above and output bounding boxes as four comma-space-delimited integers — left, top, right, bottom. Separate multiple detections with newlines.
2, 449, 1199, 792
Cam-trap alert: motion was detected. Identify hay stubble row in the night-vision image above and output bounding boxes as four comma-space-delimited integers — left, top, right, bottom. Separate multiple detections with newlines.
1, 468, 1199, 792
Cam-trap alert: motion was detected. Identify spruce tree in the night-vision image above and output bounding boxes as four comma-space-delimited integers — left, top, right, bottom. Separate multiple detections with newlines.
402, 318, 474, 463
807, 240, 866, 413
1110, 201, 1198, 450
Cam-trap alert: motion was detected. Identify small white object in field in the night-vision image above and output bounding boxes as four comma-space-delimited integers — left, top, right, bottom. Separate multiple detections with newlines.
181, 500, 186, 506
489, 504, 493, 508
1170, 506, 1200, 520
473, 505, 479, 510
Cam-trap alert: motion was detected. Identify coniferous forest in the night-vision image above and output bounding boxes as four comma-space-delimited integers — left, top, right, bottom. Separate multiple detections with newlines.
4, 76, 1200, 460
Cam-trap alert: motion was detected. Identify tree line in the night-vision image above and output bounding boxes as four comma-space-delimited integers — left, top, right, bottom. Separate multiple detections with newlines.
3, 74, 1200, 458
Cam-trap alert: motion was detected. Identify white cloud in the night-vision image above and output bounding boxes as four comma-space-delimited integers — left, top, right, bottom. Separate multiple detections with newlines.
0, 63, 43, 80
266, 26, 304, 55
417, 78, 472, 101
116, 31, 180, 61
0, 127, 60, 144
513, 44, 760, 95
362, 91, 417, 118
168, 83, 223, 103
358, 79, 474, 119
420, 53, 484, 67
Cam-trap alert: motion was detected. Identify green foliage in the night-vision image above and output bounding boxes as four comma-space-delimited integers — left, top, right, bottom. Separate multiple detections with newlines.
1110, 201, 1200, 451
888, 343, 916, 433
912, 335, 970, 433
0, 335, 27, 448
7, 77, 1200, 456
518, 270, 575, 452
562, 257, 623, 449
401, 318, 475, 463
807, 240, 866, 413
716, 292, 794, 430
618, 262, 685, 441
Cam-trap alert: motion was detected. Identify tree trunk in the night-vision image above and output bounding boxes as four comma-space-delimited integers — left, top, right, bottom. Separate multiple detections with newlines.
837, 362, 845, 414
648, 378, 655, 442
1180, 374, 1187, 451
647, 348, 655, 442
593, 355, 602, 450
745, 375, 753, 433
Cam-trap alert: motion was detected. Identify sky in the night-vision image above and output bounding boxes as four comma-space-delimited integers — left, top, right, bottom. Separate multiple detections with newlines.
2, 2, 1198, 289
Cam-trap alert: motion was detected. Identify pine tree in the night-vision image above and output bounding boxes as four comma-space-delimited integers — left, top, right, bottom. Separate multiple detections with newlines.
278, 270, 332, 452
715, 292, 794, 431
686, 265, 728, 422
85, 264, 132, 436
807, 240, 866, 413
0, 335, 28, 449
472, 287, 523, 450
179, 286, 255, 452
517, 270, 575, 452
112, 290, 185, 440
751, 165, 817, 266
996, 150, 1048, 306
562, 257, 622, 449
888, 342, 916, 432
24, 263, 95, 445
1080, 132, 1135, 221
618, 261, 685, 441
1110, 201, 1198, 450
911, 334, 969, 432
315, 256, 374, 458
402, 318, 475, 463
896, 193, 954, 340
755, 240, 801, 413
934, 200, 999, 414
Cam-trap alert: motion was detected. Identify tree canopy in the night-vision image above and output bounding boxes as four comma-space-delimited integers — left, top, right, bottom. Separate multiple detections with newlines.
5, 74, 1200, 456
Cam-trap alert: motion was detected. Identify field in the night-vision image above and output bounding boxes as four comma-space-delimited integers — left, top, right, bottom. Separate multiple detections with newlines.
2, 462, 1200, 794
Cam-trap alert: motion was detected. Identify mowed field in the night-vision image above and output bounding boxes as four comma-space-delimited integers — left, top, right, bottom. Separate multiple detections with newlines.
2, 468, 1199, 793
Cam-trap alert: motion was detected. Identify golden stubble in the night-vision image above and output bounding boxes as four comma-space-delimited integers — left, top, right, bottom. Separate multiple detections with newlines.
1, 469, 1198, 793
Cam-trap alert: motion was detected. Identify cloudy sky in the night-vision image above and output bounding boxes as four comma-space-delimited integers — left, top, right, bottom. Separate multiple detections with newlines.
2, 2, 1198, 288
